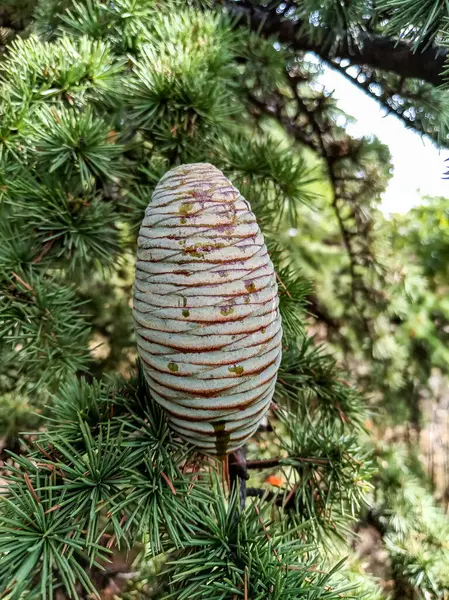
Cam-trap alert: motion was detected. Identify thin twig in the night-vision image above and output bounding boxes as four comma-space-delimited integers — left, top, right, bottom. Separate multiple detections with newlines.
44, 504, 62, 515
11, 271, 32, 292
32, 239, 55, 264
24, 473, 40, 504
275, 271, 292, 299
161, 471, 177, 495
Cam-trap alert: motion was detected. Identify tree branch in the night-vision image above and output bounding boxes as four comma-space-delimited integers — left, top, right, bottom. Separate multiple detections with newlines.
229, 447, 248, 510
233, 456, 330, 469
246, 487, 296, 509
248, 73, 382, 346
243, 457, 282, 469
326, 59, 442, 145
246, 487, 277, 501
221, 0, 447, 87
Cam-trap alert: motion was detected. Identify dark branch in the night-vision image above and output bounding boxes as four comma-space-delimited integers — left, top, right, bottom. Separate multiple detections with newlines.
327, 59, 441, 145
233, 456, 329, 470
246, 487, 277, 502
246, 487, 296, 509
229, 447, 248, 510
221, 1, 447, 87
244, 457, 281, 469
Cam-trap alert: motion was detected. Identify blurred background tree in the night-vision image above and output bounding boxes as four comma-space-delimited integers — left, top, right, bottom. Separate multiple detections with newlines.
1, 1, 449, 598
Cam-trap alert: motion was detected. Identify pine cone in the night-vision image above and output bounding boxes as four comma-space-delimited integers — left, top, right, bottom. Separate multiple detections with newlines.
133, 163, 282, 455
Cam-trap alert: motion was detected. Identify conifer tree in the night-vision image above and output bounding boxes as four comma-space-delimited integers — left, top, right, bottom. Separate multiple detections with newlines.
1, 1, 449, 598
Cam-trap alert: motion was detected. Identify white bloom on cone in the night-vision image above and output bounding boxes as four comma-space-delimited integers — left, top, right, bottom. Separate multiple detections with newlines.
133, 163, 282, 455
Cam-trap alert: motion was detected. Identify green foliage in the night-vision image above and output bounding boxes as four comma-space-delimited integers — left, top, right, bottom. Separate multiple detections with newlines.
278, 409, 373, 539
124, 12, 239, 161
222, 136, 319, 229
381, 79, 449, 143
378, 0, 449, 49
0, 392, 40, 443
370, 444, 449, 598
2, 35, 124, 107
276, 340, 366, 426
164, 487, 354, 600
393, 196, 449, 280
0, 270, 90, 388
0, 374, 208, 599
0, 93, 28, 163
0, 473, 106, 599
2, 0, 449, 598
56, 0, 160, 52
126, 43, 234, 133
0, 372, 362, 599
275, 264, 311, 339
292, 0, 369, 39
5, 175, 120, 272
28, 105, 124, 188
45, 377, 115, 439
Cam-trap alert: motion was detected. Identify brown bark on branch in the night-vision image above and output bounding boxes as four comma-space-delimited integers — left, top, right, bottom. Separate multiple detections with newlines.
232, 456, 330, 469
